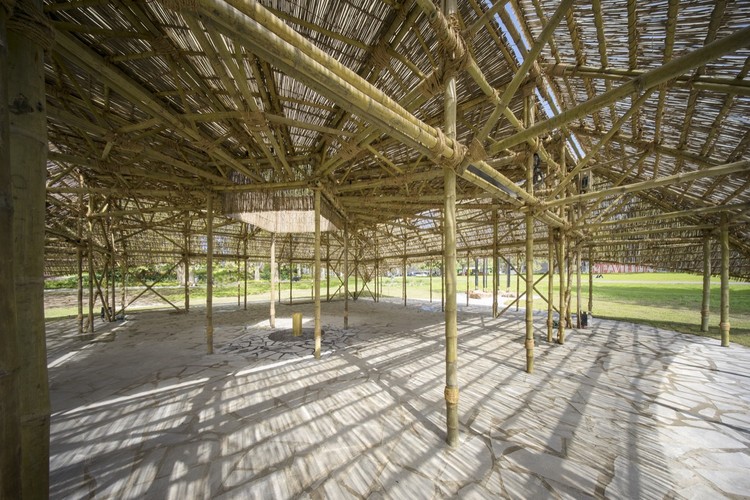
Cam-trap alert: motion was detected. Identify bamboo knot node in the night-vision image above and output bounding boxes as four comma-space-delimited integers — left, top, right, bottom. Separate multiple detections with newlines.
7, 0, 54, 50
525, 339, 534, 350
444, 386, 459, 405
431, 128, 467, 171
720, 321, 730, 331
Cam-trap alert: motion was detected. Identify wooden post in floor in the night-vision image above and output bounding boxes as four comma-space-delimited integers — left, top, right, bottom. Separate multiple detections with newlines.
314, 189, 322, 358
720, 213, 730, 346
76, 180, 84, 333
270, 233, 276, 328
443, 0, 459, 447
0, 6, 21, 494
515, 252, 520, 311
8, 2, 51, 492
403, 237, 407, 307
289, 233, 293, 304
243, 232, 248, 310
206, 193, 214, 354
576, 239, 582, 329
557, 230, 567, 344
326, 233, 330, 301
466, 253, 470, 307
87, 195, 95, 332
701, 231, 711, 332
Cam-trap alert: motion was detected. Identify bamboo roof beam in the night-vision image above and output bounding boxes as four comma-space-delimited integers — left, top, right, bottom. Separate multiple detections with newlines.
547, 160, 750, 208
53, 30, 262, 183
491, 26, 750, 154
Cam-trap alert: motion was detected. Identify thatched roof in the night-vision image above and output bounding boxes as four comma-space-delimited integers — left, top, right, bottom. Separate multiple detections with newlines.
40, 0, 750, 278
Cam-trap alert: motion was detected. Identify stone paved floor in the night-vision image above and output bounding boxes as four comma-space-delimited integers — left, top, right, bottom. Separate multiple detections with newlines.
47, 299, 750, 499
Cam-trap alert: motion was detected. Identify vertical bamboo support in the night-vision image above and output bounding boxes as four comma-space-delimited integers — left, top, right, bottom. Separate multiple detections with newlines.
87, 195, 95, 332
237, 252, 241, 307
547, 230, 554, 342
492, 209, 498, 317
354, 235, 359, 300
588, 248, 594, 314
289, 234, 293, 304
515, 252, 520, 311
700, 232, 711, 332
326, 234, 330, 301
76, 180, 84, 333
243, 233, 248, 310
184, 221, 190, 312
402, 237, 407, 307
443, 0, 459, 448
375, 237, 379, 303
466, 253, 470, 307
0, 7, 22, 494
557, 233, 567, 344
8, 3, 51, 492
576, 239, 582, 328
270, 233, 276, 328
206, 193, 214, 354
121, 250, 127, 317
314, 189, 322, 358
430, 260, 433, 303
524, 94, 535, 373
720, 213, 730, 346
344, 223, 349, 328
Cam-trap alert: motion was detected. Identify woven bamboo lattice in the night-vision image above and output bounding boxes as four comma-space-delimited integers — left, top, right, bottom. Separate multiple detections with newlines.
25, 0, 748, 279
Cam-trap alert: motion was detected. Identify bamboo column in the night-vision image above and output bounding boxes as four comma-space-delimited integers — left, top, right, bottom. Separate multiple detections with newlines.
354, 234, 359, 300
720, 213, 730, 346
443, 0, 459, 449
326, 233, 330, 301
184, 221, 190, 312
492, 209, 498, 317
576, 239, 582, 328
77, 188, 84, 333
403, 237, 407, 307
466, 253, 470, 307
314, 189, 322, 359
121, 250, 127, 317
344, 223, 349, 328
243, 233, 248, 310
0, 6, 21, 494
547, 231, 554, 342
430, 260, 433, 303
289, 234, 293, 304
206, 194, 214, 354
8, 2, 51, 493
588, 248, 594, 314
515, 252, 520, 311
87, 195, 95, 332
700, 232, 711, 332
557, 229, 567, 344
270, 233, 276, 328
524, 95, 535, 373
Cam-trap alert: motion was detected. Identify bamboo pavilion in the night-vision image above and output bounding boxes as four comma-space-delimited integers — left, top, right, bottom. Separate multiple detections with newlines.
1, 0, 749, 496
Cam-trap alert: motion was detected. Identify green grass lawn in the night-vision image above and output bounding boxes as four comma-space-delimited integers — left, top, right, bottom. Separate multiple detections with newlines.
46, 272, 750, 347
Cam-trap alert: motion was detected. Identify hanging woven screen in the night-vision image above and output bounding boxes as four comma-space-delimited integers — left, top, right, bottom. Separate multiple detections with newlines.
223, 189, 341, 233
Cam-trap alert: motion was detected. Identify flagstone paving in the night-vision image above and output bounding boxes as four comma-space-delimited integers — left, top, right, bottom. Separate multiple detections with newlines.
47, 299, 750, 499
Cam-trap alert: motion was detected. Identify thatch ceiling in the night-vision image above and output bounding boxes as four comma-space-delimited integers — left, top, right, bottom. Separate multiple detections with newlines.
40, 0, 750, 278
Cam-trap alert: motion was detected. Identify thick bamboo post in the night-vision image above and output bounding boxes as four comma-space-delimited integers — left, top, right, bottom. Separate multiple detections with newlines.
184, 222, 190, 312
87, 195, 95, 332
206, 194, 214, 354
326, 234, 330, 301
557, 230, 567, 344
314, 189, 322, 359
466, 253, 470, 307
8, 2, 51, 493
701, 232, 711, 332
289, 234, 293, 304
443, 0, 459, 449
588, 248, 594, 314
237, 253, 241, 307
547, 230, 554, 342
121, 250, 127, 317
344, 223, 349, 329
402, 237, 407, 307
524, 95, 535, 373
430, 259, 433, 303
720, 213, 730, 346
243, 233, 248, 310
270, 233, 276, 328
110, 246, 116, 320
515, 253, 520, 311
576, 240, 582, 329
293, 312, 302, 337
0, 6, 22, 495
76, 181, 84, 333
492, 209, 499, 317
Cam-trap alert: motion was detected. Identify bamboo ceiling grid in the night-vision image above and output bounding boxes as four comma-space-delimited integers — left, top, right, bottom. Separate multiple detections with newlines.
41, 0, 750, 280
